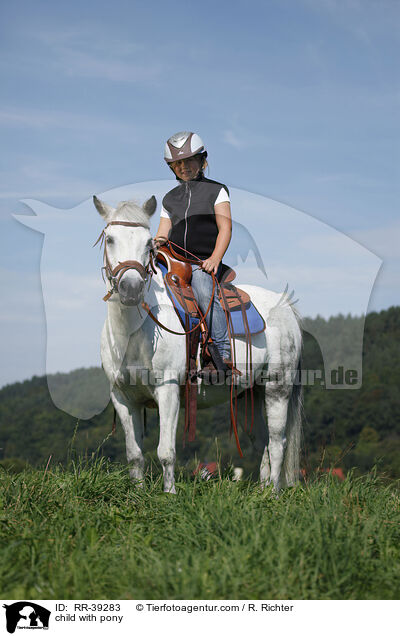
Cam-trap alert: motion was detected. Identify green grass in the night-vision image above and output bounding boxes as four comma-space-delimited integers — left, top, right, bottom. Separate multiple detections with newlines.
0, 459, 399, 600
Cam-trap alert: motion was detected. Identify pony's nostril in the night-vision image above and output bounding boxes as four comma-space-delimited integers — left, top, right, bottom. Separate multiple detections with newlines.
119, 279, 128, 293
119, 276, 144, 299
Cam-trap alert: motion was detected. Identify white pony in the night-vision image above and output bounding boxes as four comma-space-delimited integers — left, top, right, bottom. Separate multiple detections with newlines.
94, 195, 302, 494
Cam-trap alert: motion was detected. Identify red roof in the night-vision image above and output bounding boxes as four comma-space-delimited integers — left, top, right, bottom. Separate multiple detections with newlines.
301, 467, 345, 480
193, 462, 218, 478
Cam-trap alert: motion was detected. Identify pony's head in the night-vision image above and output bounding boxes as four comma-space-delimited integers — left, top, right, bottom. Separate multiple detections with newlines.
93, 195, 157, 306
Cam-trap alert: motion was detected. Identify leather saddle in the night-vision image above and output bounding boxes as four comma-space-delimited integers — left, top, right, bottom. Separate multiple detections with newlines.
156, 244, 265, 336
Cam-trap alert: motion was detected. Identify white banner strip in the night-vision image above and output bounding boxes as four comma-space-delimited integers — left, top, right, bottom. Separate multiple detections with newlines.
2, 600, 399, 635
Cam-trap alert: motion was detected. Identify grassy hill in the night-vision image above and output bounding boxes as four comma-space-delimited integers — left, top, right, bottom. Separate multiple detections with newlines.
0, 462, 399, 600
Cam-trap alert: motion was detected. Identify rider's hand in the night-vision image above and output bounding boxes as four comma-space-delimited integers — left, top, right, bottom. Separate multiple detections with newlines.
201, 256, 221, 274
154, 236, 167, 250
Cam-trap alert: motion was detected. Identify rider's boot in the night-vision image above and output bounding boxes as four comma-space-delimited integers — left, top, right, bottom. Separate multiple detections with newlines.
198, 343, 241, 381
222, 359, 242, 377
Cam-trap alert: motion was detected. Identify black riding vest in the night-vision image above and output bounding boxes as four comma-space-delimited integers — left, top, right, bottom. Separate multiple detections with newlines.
162, 174, 229, 259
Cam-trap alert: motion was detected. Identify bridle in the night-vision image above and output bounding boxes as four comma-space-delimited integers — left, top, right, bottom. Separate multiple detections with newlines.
94, 221, 216, 335
94, 220, 157, 302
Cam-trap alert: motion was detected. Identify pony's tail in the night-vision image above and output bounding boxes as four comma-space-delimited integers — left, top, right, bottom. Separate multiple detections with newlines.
282, 357, 303, 487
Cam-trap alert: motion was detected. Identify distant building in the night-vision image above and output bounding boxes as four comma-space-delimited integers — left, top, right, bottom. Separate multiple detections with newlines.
325, 468, 345, 480
301, 467, 345, 481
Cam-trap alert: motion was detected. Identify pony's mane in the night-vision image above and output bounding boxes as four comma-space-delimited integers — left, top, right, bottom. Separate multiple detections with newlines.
112, 200, 151, 228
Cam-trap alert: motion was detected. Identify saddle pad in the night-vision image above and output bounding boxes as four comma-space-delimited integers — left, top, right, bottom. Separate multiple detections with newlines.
157, 262, 265, 336
228, 300, 265, 336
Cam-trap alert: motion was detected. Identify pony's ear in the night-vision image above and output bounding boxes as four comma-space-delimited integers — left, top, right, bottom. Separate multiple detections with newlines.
143, 195, 157, 217
93, 195, 115, 221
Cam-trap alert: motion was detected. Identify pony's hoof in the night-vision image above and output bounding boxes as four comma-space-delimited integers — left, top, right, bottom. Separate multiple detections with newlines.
130, 474, 145, 488
260, 482, 280, 498
164, 486, 177, 495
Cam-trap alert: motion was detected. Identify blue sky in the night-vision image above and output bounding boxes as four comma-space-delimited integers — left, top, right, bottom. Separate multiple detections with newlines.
0, 0, 399, 387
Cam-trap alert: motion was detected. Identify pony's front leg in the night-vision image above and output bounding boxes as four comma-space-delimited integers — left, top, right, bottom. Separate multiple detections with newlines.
111, 389, 144, 484
155, 383, 180, 494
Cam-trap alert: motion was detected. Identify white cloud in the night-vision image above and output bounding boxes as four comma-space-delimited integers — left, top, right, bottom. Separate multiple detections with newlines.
0, 158, 102, 201
0, 268, 43, 324
22, 23, 167, 85
58, 49, 164, 83
0, 108, 137, 136
31, 24, 144, 57
313, 172, 385, 188
223, 130, 244, 149
300, 0, 397, 43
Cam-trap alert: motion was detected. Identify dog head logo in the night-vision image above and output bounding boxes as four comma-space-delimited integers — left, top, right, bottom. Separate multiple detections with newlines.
3, 602, 50, 633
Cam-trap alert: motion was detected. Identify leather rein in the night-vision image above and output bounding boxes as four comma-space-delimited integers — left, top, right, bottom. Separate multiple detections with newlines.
94, 221, 215, 336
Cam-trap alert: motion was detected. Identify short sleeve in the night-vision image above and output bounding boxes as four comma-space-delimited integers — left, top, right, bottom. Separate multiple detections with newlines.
160, 205, 171, 219
215, 187, 230, 206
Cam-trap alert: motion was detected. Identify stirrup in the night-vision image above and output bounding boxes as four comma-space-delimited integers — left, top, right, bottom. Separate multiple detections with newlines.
197, 359, 241, 382
222, 359, 242, 377
197, 360, 218, 378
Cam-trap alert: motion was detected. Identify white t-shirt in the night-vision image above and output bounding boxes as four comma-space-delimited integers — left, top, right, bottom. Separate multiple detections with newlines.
160, 186, 230, 219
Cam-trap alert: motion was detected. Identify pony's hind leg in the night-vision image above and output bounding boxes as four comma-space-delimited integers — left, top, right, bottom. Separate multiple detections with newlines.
241, 386, 268, 452
241, 387, 271, 485
259, 445, 271, 487
262, 391, 290, 491
111, 389, 144, 484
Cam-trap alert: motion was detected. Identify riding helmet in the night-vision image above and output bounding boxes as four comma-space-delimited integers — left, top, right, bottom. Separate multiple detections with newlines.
164, 131, 207, 163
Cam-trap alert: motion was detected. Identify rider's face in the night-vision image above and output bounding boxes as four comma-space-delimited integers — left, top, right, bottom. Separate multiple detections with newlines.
170, 155, 202, 181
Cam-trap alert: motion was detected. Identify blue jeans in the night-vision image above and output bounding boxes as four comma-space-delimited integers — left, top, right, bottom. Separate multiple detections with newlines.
190, 264, 230, 360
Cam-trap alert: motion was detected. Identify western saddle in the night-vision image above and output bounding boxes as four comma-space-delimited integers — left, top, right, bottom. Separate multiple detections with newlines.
154, 242, 259, 455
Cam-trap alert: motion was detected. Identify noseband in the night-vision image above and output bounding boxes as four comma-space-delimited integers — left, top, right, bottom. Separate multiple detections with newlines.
94, 220, 157, 302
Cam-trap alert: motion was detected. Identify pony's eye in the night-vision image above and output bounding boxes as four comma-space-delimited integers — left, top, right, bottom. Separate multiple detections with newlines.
106, 236, 114, 245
